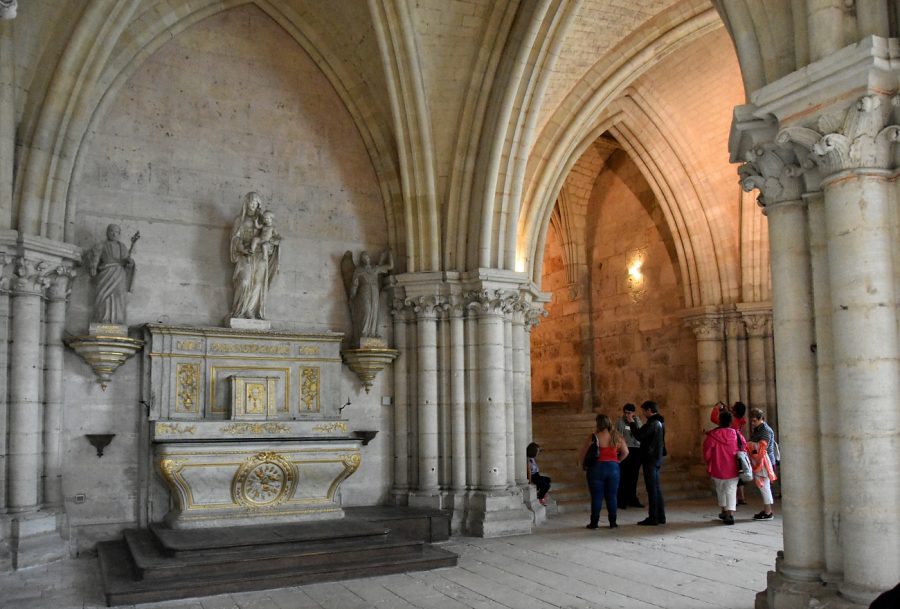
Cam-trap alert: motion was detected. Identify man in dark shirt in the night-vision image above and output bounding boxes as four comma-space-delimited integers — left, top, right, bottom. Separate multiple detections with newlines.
628, 400, 666, 525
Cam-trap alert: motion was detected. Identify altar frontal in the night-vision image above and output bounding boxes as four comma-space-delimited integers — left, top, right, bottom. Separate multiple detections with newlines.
143, 324, 361, 528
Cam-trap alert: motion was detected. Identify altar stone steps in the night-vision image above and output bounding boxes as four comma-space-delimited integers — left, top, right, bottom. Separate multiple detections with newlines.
97, 511, 457, 606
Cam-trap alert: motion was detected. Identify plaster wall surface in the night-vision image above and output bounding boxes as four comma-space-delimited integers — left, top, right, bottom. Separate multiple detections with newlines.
57, 5, 391, 550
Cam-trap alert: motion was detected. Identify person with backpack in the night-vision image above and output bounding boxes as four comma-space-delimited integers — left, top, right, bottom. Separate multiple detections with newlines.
579, 414, 629, 529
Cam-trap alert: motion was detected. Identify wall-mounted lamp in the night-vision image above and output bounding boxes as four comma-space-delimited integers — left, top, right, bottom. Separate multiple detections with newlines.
626, 248, 646, 302
85, 434, 115, 458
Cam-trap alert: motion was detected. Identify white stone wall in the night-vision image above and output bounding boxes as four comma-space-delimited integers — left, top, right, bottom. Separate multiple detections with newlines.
59, 6, 391, 549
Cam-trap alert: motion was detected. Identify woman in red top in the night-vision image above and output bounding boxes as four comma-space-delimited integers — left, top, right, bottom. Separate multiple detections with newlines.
578, 414, 629, 529
711, 401, 749, 504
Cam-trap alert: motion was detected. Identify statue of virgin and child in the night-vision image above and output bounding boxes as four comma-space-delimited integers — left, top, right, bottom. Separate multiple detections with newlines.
229, 192, 281, 321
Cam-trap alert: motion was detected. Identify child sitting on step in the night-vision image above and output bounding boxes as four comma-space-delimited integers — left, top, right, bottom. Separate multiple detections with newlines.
526, 442, 551, 505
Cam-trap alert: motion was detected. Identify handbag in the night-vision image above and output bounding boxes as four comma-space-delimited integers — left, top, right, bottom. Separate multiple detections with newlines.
735, 433, 753, 482
582, 434, 599, 470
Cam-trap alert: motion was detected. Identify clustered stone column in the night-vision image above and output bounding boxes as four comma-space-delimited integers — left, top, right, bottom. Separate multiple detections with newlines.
735, 75, 900, 604
0, 232, 79, 568
388, 277, 542, 536
684, 307, 776, 438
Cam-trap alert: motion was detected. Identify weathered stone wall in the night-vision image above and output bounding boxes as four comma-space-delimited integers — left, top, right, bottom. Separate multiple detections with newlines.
530, 225, 588, 408
587, 150, 698, 456
60, 6, 390, 549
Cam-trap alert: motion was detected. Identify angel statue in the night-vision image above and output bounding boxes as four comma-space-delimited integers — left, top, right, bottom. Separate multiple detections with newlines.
340, 249, 393, 346
229, 192, 281, 320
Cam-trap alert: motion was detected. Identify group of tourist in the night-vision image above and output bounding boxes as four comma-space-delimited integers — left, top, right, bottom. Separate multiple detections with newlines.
527, 399, 779, 531
576, 400, 668, 529
704, 401, 778, 525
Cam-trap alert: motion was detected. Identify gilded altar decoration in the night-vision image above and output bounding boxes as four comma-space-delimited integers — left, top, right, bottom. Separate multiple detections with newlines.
230, 376, 277, 419
156, 422, 196, 435
176, 363, 200, 413
341, 453, 361, 474
298, 345, 320, 355
231, 452, 298, 509
221, 422, 291, 435
313, 422, 348, 433
300, 367, 320, 411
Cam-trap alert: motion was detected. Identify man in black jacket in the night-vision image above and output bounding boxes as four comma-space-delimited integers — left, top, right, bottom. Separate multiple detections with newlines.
628, 400, 666, 525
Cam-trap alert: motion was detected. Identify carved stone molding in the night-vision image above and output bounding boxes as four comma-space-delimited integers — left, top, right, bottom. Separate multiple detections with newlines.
777, 94, 900, 176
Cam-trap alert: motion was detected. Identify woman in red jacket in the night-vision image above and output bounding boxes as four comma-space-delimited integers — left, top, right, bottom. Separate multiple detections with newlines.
703, 410, 741, 525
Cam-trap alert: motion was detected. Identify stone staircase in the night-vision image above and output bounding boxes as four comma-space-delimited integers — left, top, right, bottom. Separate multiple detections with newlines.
532, 404, 711, 514
97, 508, 456, 605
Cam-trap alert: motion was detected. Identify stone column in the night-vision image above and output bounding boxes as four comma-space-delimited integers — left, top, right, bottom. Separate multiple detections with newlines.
390, 301, 410, 503
7, 257, 48, 512
474, 294, 508, 490
42, 266, 75, 507
741, 144, 824, 582
780, 94, 900, 601
741, 308, 771, 413
464, 311, 479, 489
410, 296, 440, 503
448, 304, 466, 491
806, 191, 842, 583
438, 308, 451, 487
503, 311, 515, 486
686, 313, 724, 436
823, 170, 899, 600
724, 313, 743, 404
0, 250, 12, 510
511, 304, 528, 486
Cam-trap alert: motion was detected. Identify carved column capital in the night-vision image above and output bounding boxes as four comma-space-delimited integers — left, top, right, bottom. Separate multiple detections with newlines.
10, 257, 53, 296
0, 0, 16, 20
685, 315, 724, 341
46, 265, 77, 302
724, 315, 745, 339
738, 143, 804, 208
405, 295, 444, 319
743, 312, 772, 338
777, 94, 900, 176
465, 289, 517, 317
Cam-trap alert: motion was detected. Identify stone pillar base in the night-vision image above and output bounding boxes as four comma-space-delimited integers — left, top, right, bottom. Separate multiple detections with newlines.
408, 490, 444, 510
389, 488, 410, 507
465, 489, 533, 537
8, 511, 67, 570
448, 490, 468, 535
757, 570, 867, 609
522, 484, 546, 525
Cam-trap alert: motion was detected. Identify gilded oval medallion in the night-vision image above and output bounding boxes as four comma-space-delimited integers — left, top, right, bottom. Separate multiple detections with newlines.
231, 452, 297, 508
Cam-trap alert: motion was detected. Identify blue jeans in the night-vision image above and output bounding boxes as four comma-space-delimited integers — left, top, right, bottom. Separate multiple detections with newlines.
642, 459, 666, 523
586, 461, 620, 525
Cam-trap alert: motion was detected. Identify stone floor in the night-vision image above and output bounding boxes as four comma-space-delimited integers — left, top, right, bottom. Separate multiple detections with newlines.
0, 499, 781, 609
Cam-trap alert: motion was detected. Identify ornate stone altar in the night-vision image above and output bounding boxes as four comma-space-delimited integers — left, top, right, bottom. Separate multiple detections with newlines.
143, 324, 362, 528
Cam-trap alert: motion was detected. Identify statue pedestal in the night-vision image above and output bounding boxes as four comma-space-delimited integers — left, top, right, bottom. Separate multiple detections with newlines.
225, 318, 271, 331
66, 323, 144, 390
